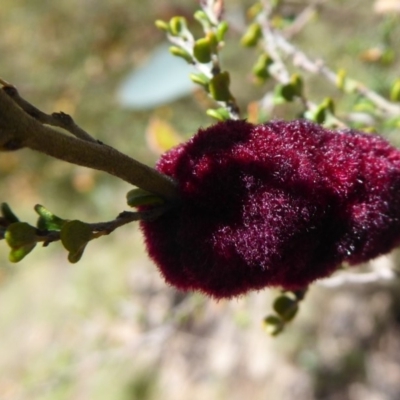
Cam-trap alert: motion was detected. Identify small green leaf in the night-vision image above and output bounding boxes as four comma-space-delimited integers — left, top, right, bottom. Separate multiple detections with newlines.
126, 188, 165, 208
290, 74, 303, 96
209, 71, 232, 102
274, 83, 296, 103
353, 98, 376, 114
5, 222, 37, 262
5, 222, 36, 249
263, 315, 284, 336
216, 21, 229, 42
307, 97, 335, 124
9, 243, 36, 263
336, 68, 347, 90
60, 220, 92, 263
194, 10, 211, 29
169, 16, 188, 36
1, 203, 19, 223
336, 68, 358, 93
34, 204, 66, 231
193, 37, 212, 63
206, 107, 231, 121
247, 3, 263, 19
154, 20, 170, 32
169, 46, 193, 64
252, 53, 273, 81
241, 23, 262, 47
189, 72, 210, 88
273, 295, 298, 322
390, 79, 400, 102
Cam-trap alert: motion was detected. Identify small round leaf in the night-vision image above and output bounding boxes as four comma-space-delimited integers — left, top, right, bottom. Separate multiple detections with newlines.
60, 220, 92, 264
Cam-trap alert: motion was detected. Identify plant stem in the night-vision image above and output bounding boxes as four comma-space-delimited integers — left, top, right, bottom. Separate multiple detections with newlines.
0, 89, 179, 202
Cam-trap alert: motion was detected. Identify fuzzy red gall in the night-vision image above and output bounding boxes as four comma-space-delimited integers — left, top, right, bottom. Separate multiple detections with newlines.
140, 120, 400, 298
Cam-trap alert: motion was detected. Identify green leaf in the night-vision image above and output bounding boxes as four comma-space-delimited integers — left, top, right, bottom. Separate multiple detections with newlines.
216, 21, 229, 42
5, 222, 37, 262
290, 74, 303, 96
154, 20, 169, 32
263, 315, 284, 336
206, 107, 231, 121
252, 53, 273, 81
9, 243, 36, 263
240, 23, 262, 47
60, 220, 92, 263
193, 37, 212, 64
194, 10, 211, 30
336, 68, 358, 93
1, 203, 19, 223
34, 204, 66, 231
189, 72, 210, 88
209, 71, 232, 102
273, 295, 298, 322
274, 83, 295, 103
5, 222, 36, 249
247, 3, 263, 20
352, 98, 376, 114
169, 16, 188, 36
126, 188, 165, 208
307, 97, 335, 124
169, 46, 193, 64
390, 79, 400, 102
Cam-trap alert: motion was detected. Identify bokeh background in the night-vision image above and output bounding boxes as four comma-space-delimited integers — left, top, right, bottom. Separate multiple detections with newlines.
1, 1, 400, 399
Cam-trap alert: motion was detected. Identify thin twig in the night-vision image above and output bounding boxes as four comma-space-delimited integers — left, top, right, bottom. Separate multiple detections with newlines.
1, 82, 99, 143
36, 205, 170, 246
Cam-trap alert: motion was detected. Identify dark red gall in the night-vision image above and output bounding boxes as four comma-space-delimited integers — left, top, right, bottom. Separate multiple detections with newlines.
140, 120, 400, 298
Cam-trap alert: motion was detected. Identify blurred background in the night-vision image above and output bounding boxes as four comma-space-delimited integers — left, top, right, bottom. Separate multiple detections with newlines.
1, 0, 400, 399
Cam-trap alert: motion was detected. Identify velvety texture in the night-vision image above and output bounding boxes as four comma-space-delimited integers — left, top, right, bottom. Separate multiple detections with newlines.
140, 120, 400, 298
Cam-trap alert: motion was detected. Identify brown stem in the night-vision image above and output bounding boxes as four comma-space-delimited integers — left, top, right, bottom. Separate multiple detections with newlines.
0, 89, 179, 201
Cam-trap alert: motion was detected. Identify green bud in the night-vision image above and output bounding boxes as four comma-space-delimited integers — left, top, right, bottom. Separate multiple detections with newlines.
169, 46, 193, 64
241, 23, 262, 47
209, 71, 232, 102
